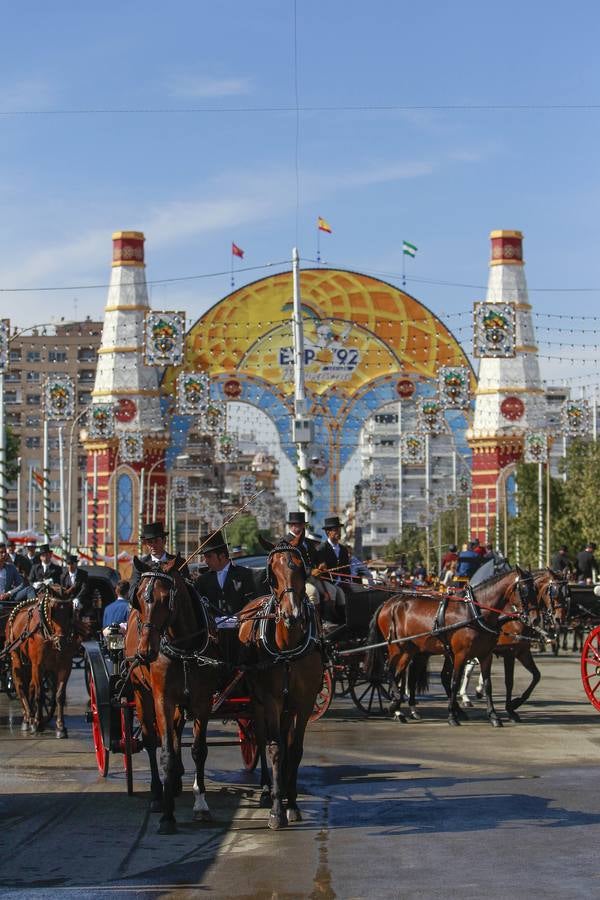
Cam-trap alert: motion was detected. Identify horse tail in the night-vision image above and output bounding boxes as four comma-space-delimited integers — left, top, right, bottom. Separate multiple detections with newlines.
364, 603, 387, 681
411, 652, 430, 695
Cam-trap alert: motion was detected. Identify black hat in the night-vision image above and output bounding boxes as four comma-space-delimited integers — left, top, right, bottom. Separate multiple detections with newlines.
201, 530, 229, 554
141, 522, 168, 541
39, 544, 51, 554
26, 541, 36, 548
287, 511, 306, 525
559, 545, 568, 552
323, 515, 344, 531
449, 544, 458, 553
67, 554, 78, 565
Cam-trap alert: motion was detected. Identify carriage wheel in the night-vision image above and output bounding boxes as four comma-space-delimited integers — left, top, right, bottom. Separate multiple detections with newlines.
40, 673, 57, 726
121, 703, 134, 795
238, 718, 259, 771
348, 662, 395, 717
581, 625, 600, 711
310, 667, 334, 722
89, 676, 109, 777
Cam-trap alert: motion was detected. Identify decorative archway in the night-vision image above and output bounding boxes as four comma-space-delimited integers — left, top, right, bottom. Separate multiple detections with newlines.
163, 268, 474, 523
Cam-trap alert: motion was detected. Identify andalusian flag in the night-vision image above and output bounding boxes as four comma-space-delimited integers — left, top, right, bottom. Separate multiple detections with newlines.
317, 216, 332, 234
403, 240, 417, 258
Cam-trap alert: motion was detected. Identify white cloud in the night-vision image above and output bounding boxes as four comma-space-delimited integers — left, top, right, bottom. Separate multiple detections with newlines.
167, 75, 252, 99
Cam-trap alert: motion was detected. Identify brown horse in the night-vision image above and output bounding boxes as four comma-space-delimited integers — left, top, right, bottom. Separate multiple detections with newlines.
238, 534, 323, 829
6, 587, 79, 738
365, 567, 538, 727
126, 555, 220, 834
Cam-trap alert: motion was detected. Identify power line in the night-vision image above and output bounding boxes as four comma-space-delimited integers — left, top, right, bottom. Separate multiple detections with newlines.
3, 103, 600, 116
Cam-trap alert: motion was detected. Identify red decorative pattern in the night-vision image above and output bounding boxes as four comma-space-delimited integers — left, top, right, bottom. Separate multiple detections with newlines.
223, 378, 243, 399
114, 398, 137, 423
112, 232, 145, 266
491, 234, 523, 264
500, 396, 525, 421
396, 379, 415, 399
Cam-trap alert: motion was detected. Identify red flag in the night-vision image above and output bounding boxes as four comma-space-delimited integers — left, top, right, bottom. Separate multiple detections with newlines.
231, 243, 244, 259
32, 469, 44, 489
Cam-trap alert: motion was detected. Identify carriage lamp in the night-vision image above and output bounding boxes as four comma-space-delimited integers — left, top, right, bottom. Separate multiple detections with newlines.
105, 627, 125, 651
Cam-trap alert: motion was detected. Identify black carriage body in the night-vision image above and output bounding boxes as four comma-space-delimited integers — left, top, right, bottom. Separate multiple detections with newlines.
569, 585, 600, 623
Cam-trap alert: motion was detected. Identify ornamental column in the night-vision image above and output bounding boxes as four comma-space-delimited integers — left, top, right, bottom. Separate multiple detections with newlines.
83, 232, 168, 566
467, 230, 545, 544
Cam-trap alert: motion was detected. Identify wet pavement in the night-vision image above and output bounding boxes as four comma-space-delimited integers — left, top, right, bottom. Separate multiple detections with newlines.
1, 651, 600, 899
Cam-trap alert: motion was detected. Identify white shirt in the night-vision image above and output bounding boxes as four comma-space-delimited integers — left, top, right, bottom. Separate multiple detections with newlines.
217, 561, 231, 590
150, 552, 168, 564
327, 539, 341, 559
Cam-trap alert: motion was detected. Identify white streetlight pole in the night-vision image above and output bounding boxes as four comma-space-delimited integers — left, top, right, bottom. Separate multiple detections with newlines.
66, 406, 89, 554
291, 247, 313, 524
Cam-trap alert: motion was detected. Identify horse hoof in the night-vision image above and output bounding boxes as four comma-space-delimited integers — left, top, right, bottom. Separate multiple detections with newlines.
55, 728, 68, 739
448, 716, 461, 726
287, 807, 302, 823
259, 789, 273, 809
475, 689, 483, 700
393, 710, 407, 723
149, 799, 162, 813
408, 709, 421, 721
21, 721, 29, 733
490, 716, 503, 728
193, 810, 213, 824
461, 699, 473, 708
158, 819, 178, 835
268, 813, 288, 830
507, 710, 522, 723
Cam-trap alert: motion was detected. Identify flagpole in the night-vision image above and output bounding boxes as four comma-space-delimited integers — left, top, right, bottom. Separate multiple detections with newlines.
402, 249, 406, 287
316, 223, 321, 264
230, 247, 234, 288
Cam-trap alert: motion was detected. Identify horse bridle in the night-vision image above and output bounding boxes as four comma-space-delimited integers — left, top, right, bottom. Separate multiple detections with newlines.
540, 575, 571, 630
511, 571, 538, 622
267, 544, 308, 629
136, 569, 176, 637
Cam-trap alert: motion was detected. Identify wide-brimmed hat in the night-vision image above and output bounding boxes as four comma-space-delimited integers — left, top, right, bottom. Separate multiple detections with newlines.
323, 515, 344, 531
287, 511, 306, 525
141, 522, 168, 541
201, 530, 229, 554
39, 544, 51, 554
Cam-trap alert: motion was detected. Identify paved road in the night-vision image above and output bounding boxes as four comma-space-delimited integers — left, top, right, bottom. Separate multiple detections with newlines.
1, 651, 599, 899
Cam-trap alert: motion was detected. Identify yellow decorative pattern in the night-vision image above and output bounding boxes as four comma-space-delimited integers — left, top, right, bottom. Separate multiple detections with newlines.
163, 268, 473, 399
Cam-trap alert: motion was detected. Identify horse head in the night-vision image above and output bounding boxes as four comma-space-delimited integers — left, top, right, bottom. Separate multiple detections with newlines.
131, 555, 182, 663
43, 585, 75, 650
537, 567, 571, 632
509, 565, 539, 620
266, 533, 308, 634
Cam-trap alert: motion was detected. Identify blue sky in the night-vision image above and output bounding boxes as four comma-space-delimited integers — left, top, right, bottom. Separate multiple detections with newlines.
2, 1, 600, 389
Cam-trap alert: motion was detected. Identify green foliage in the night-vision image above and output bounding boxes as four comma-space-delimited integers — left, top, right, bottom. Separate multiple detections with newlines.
5, 426, 20, 484
382, 498, 470, 574
509, 440, 600, 567
224, 514, 272, 555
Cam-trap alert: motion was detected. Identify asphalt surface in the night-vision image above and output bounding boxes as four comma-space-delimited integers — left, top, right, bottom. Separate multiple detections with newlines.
1, 650, 599, 899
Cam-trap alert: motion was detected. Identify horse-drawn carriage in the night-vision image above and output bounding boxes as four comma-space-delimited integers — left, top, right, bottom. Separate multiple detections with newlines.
577, 585, 600, 710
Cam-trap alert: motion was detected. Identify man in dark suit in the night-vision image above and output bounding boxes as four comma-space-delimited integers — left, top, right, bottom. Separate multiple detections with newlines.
128, 522, 189, 604
283, 511, 322, 606
577, 542, 598, 584
30, 544, 63, 586
194, 531, 257, 616
316, 515, 354, 621
60, 554, 90, 611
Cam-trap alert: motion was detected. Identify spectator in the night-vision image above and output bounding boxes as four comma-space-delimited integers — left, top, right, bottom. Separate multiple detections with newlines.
440, 544, 458, 578
551, 545, 571, 574
102, 580, 131, 634
0, 543, 24, 602
471, 538, 486, 558
456, 543, 482, 579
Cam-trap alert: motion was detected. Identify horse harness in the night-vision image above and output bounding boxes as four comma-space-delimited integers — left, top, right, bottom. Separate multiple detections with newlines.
3, 592, 74, 659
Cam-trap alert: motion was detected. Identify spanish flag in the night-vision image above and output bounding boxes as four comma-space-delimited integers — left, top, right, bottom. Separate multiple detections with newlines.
231, 243, 244, 259
317, 217, 332, 234
32, 469, 44, 490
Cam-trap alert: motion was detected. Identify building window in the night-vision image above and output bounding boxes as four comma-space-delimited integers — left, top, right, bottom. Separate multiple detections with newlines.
25, 436, 41, 448
26, 415, 40, 427
48, 350, 68, 363
78, 392, 92, 405
7, 500, 17, 513
5, 371, 21, 383
26, 350, 41, 363
78, 348, 97, 362
50, 500, 61, 513
9, 349, 21, 362
5, 392, 18, 405
117, 473, 134, 542
7, 413, 21, 425
79, 370, 95, 382
26, 395, 41, 406
26, 371, 41, 382
374, 413, 398, 424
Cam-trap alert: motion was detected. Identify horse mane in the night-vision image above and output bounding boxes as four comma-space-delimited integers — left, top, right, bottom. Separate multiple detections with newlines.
471, 567, 515, 601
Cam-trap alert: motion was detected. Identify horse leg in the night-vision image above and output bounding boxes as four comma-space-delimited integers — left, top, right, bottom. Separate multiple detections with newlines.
253, 712, 272, 808
264, 701, 286, 829
156, 702, 178, 834
387, 650, 414, 723
29, 665, 43, 734
136, 687, 163, 812
479, 654, 503, 728
54, 661, 70, 739
11, 654, 33, 732
440, 656, 452, 698
172, 708, 186, 798
459, 659, 477, 708
286, 711, 310, 823
507, 648, 540, 720
447, 656, 466, 726
191, 717, 212, 823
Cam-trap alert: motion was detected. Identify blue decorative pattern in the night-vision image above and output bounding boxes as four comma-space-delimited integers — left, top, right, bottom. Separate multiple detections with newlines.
117, 473, 134, 543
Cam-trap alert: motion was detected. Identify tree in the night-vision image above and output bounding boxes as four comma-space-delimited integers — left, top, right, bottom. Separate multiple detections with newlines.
5, 426, 19, 484
224, 514, 272, 555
